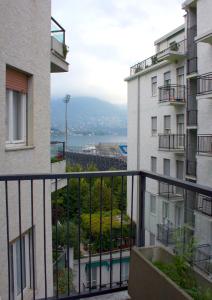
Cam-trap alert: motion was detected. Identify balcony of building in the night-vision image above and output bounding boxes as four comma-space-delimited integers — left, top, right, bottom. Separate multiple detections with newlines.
193, 244, 212, 277
158, 84, 185, 105
51, 17, 69, 73
187, 109, 197, 128
158, 134, 185, 153
198, 135, 212, 156
186, 160, 197, 178
196, 195, 212, 217
1, 170, 212, 300
51, 141, 67, 191
195, 30, 212, 45
157, 40, 187, 63
158, 182, 184, 201
130, 54, 159, 76
197, 73, 212, 98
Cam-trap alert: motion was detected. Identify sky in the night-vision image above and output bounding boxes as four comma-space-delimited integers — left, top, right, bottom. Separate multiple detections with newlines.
51, 0, 184, 105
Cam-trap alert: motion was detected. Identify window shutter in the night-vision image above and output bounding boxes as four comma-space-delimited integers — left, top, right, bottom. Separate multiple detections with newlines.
6, 68, 28, 93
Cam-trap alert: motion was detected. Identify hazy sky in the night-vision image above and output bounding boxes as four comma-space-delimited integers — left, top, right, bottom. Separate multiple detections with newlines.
51, 0, 184, 104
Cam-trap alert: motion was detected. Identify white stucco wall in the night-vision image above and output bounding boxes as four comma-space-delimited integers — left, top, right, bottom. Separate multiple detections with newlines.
0, 0, 52, 299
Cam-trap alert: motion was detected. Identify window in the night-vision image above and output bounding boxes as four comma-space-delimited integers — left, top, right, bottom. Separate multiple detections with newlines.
162, 202, 169, 219
150, 233, 155, 246
6, 90, 26, 144
175, 205, 183, 227
9, 231, 33, 298
164, 71, 171, 85
151, 116, 157, 136
150, 194, 156, 214
151, 156, 157, 172
164, 115, 171, 134
6, 67, 28, 146
163, 159, 170, 176
177, 67, 184, 86
151, 76, 157, 96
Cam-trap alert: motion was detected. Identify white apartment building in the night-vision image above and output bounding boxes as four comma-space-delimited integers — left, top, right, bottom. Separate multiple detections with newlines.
0, 1, 68, 299
126, 0, 212, 275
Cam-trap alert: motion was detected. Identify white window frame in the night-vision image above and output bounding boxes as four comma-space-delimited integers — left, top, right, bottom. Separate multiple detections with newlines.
151, 156, 157, 173
151, 76, 157, 96
151, 116, 157, 136
162, 201, 169, 220
164, 115, 171, 134
10, 232, 32, 299
150, 194, 156, 214
6, 89, 27, 146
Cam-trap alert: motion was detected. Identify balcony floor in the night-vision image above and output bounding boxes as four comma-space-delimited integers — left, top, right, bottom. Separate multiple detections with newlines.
85, 291, 130, 300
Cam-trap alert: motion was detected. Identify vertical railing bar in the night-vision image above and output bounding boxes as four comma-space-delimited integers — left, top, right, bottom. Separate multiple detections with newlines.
99, 177, 103, 290
30, 180, 36, 300
137, 174, 146, 247
130, 176, 134, 251
43, 179, 47, 299
78, 178, 81, 294
18, 180, 23, 300
119, 176, 124, 286
89, 177, 92, 292
109, 176, 114, 289
5, 181, 11, 300
66, 178, 71, 296
55, 178, 59, 298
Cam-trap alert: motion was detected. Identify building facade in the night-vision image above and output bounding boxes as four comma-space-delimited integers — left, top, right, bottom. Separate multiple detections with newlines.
126, 0, 212, 276
0, 1, 68, 299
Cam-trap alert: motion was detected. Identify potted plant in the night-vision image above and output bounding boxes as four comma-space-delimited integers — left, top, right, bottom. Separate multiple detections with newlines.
128, 234, 212, 300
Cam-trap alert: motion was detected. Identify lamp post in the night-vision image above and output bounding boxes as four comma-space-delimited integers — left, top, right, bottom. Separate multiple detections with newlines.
63, 94, 71, 152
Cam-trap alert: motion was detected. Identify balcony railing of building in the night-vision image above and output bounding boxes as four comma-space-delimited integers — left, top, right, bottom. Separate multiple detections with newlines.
187, 109, 197, 127
51, 141, 65, 163
157, 39, 187, 62
186, 160, 197, 177
1, 170, 212, 299
197, 135, 212, 155
51, 17, 68, 60
130, 54, 158, 76
187, 57, 198, 75
197, 195, 212, 217
158, 182, 184, 199
158, 85, 185, 104
158, 134, 185, 151
193, 244, 212, 276
130, 40, 186, 76
197, 73, 212, 95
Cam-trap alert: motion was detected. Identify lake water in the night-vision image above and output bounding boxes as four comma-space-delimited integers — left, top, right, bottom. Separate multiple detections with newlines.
51, 133, 127, 148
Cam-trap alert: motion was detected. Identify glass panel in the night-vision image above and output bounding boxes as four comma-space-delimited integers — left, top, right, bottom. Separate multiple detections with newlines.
12, 92, 23, 141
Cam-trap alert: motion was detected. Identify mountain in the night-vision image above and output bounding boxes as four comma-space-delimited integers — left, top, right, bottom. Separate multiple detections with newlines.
51, 96, 127, 135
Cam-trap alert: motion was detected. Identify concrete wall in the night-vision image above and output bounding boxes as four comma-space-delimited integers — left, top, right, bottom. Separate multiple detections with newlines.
0, 0, 52, 298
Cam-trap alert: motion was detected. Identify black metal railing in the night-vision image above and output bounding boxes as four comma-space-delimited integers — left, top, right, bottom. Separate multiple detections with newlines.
187, 109, 197, 126
159, 134, 185, 151
1, 170, 212, 300
158, 85, 185, 103
187, 57, 198, 75
193, 244, 212, 276
51, 141, 65, 163
186, 160, 197, 177
130, 54, 158, 76
197, 195, 212, 216
130, 40, 186, 76
158, 182, 184, 199
51, 17, 65, 44
198, 135, 212, 154
197, 73, 212, 95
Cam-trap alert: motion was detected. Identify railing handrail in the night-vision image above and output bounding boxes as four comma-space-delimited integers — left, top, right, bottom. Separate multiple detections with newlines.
158, 84, 185, 89
51, 17, 65, 33
0, 169, 212, 196
158, 133, 185, 137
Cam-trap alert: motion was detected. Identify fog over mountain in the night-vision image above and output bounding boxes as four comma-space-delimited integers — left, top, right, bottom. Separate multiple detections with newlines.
51, 97, 127, 135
